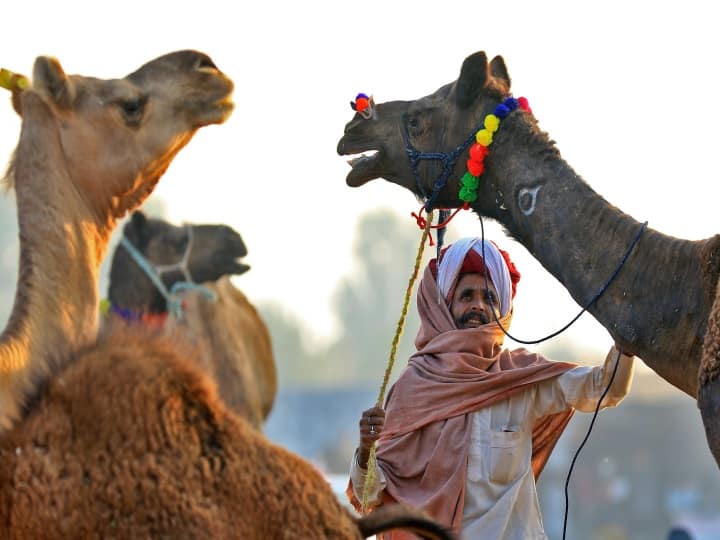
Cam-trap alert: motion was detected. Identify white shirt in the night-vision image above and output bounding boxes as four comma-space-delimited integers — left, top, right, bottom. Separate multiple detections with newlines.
350, 347, 634, 540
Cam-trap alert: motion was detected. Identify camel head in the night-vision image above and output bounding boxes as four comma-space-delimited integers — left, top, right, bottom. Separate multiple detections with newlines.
13, 50, 234, 220
337, 51, 515, 210
108, 211, 249, 314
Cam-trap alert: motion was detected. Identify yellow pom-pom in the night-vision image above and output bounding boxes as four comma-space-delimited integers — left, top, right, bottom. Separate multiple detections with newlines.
475, 129, 493, 146
484, 114, 500, 132
99, 298, 111, 317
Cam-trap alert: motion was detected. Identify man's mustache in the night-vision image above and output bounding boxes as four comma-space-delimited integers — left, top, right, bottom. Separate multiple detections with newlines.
458, 310, 490, 326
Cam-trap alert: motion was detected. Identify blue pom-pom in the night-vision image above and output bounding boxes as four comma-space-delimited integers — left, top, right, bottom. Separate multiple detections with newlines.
356, 92, 369, 100
503, 97, 519, 111
494, 104, 510, 118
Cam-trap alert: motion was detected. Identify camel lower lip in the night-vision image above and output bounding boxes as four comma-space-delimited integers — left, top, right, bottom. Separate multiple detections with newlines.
346, 172, 372, 187
343, 149, 381, 187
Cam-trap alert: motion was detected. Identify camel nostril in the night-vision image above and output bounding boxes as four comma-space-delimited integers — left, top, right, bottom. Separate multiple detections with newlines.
196, 55, 218, 72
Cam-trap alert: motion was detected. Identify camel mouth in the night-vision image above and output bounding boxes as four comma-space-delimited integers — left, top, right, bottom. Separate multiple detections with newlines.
337, 139, 384, 187
195, 98, 235, 127
230, 260, 250, 276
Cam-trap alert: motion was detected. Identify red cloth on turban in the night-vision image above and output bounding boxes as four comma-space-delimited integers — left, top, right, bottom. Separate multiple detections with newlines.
429, 242, 522, 298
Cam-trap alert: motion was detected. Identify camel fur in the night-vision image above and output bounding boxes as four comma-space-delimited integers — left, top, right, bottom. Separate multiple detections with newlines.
0, 330, 454, 539
700, 277, 720, 466
0, 52, 456, 538
337, 50, 720, 468
165, 277, 277, 429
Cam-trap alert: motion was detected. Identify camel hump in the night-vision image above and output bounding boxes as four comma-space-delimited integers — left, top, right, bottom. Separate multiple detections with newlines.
356, 503, 457, 540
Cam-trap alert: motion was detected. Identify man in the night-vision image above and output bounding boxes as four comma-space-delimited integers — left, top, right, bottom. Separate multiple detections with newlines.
347, 237, 635, 539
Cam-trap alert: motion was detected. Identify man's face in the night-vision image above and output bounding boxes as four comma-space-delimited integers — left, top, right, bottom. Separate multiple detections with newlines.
450, 273, 501, 329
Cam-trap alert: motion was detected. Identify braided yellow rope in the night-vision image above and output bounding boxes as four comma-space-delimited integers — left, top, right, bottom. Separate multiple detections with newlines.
360, 210, 433, 513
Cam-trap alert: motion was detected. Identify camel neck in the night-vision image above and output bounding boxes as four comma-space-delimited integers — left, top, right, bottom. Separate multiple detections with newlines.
479, 112, 711, 395
486, 113, 648, 299
0, 117, 113, 430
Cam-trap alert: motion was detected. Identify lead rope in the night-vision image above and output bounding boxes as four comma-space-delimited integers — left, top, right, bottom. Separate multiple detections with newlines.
360, 210, 434, 514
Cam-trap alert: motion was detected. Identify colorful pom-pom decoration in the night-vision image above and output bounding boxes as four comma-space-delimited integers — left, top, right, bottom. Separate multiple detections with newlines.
350, 92, 375, 119
458, 96, 531, 205
99, 298, 111, 317
475, 129, 493, 146
484, 114, 500, 132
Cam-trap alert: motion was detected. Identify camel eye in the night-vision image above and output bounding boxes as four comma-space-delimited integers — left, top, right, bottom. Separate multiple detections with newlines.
404, 114, 423, 138
121, 96, 146, 126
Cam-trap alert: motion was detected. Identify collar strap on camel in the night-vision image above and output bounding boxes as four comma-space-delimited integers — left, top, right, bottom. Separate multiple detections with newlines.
119, 227, 217, 319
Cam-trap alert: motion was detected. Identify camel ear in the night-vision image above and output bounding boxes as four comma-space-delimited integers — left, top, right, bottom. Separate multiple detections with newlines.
32, 56, 74, 109
125, 211, 150, 249
489, 55, 511, 89
456, 51, 489, 109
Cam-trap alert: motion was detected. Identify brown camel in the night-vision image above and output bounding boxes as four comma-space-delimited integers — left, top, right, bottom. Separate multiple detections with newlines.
165, 276, 277, 429
106, 211, 277, 428
0, 49, 234, 429
336, 50, 720, 468
0, 52, 456, 538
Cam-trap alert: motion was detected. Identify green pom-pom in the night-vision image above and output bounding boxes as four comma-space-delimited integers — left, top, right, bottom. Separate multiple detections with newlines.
461, 172, 479, 189
459, 186, 478, 202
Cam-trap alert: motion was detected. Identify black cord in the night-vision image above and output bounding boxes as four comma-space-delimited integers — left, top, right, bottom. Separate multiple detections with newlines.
470, 215, 633, 538
477, 215, 646, 345
562, 347, 622, 540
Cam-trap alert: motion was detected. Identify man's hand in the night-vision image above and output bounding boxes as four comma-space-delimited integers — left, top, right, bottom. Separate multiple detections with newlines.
357, 406, 385, 469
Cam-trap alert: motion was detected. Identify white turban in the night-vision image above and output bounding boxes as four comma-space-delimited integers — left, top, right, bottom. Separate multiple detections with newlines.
436, 238, 513, 317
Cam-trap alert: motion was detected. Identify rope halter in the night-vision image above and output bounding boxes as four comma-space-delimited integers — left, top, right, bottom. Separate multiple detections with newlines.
119, 225, 217, 319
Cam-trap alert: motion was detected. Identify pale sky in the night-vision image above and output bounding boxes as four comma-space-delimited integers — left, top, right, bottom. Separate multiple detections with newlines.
2, 0, 719, 366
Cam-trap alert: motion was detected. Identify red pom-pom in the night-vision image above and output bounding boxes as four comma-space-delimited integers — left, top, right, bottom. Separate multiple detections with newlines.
467, 159, 485, 177
469, 143, 488, 161
356, 97, 369, 112
517, 97, 531, 113
493, 243, 521, 298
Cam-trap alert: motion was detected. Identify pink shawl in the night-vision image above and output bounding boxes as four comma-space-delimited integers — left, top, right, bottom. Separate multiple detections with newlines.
348, 266, 576, 537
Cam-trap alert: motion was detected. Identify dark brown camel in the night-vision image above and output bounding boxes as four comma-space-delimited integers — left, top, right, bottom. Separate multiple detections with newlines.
0, 52, 456, 538
337, 50, 720, 468
106, 211, 277, 428
108, 210, 250, 316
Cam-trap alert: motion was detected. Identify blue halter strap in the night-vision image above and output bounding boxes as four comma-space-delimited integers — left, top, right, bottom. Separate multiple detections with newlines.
119, 226, 217, 319
403, 123, 479, 213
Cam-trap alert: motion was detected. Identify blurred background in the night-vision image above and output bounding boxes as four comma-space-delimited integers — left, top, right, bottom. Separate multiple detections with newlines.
2, 1, 720, 538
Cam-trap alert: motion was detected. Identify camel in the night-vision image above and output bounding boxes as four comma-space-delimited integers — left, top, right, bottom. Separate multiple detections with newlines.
107, 210, 250, 317
0, 52, 456, 538
106, 211, 277, 428
336, 50, 720, 468
0, 49, 235, 429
